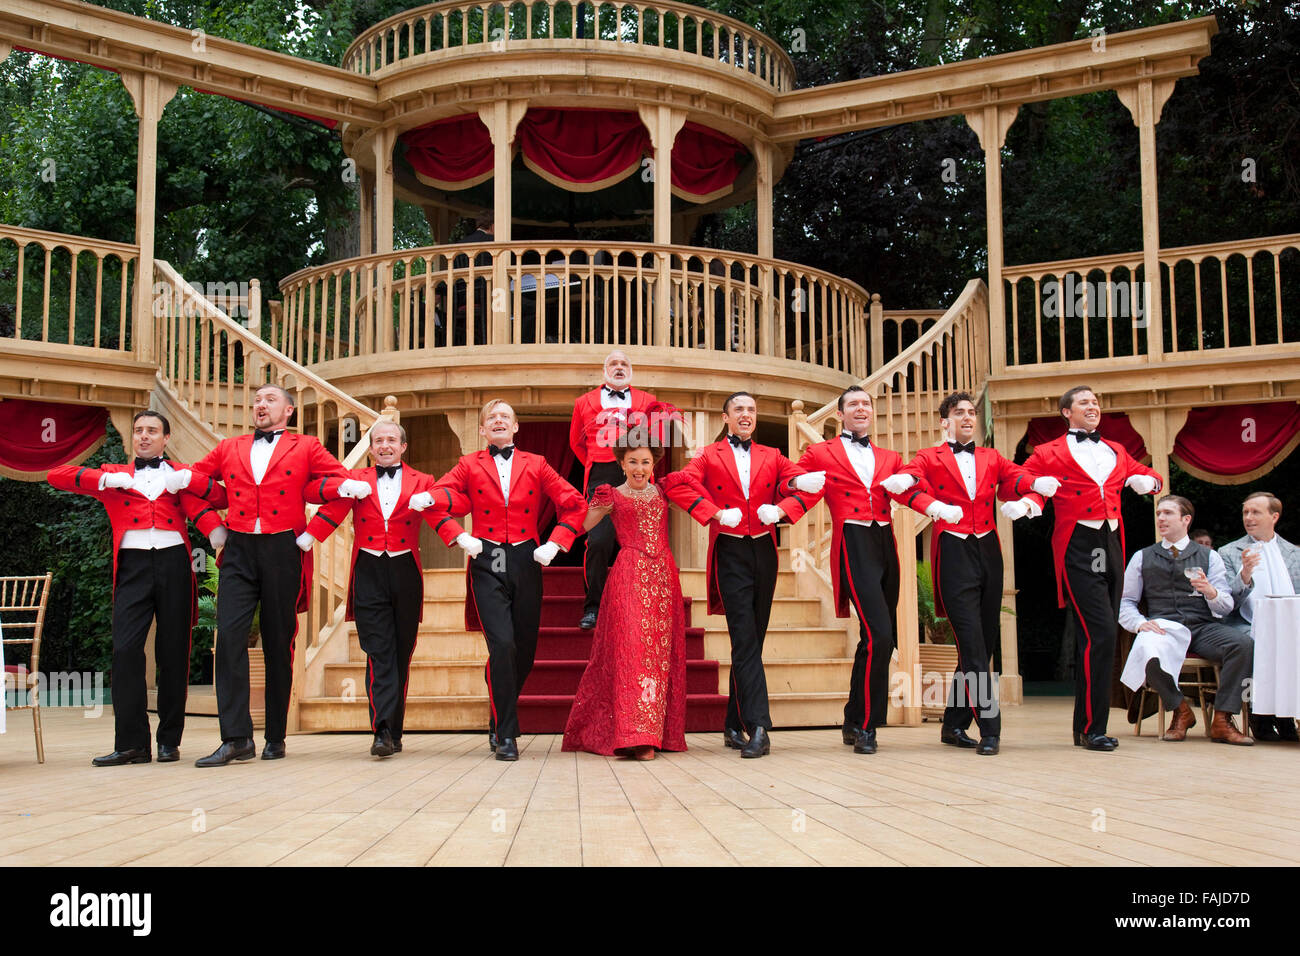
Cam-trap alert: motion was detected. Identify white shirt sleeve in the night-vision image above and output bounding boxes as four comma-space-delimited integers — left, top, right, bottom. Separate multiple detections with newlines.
1117, 552, 1148, 633
1205, 550, 1235, 617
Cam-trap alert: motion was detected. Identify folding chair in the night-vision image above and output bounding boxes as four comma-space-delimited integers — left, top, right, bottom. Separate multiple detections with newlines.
1132, 655, 1249, 738
1, 573, 53, 763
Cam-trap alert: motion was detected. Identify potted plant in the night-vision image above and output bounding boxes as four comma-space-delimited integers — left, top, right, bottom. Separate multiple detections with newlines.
916, 560, 955, 644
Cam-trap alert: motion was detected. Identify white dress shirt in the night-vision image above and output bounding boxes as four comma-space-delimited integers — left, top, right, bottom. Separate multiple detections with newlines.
1118, 536, 1234, 632
117, 461, 187, 551
941, 444, 991, 541
729, 439, 752, 499
360, 467, 410, 558
492, 448, 514, 503
1067, 430, 1119, 531
249, 430, 282, 533
599, 385, 632, 410
840, 434, 887, 528
1241, 535, 1296, 623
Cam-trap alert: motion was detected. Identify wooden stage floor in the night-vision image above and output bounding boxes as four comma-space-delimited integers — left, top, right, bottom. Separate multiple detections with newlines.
2, 699, 1297, 867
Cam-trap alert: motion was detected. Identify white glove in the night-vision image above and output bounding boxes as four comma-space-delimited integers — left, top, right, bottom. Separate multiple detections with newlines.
1000, 500, 1030, 521
792, 471, 825, 494
208, 526, 229, 550
881, 474, 915, 495
101, 471, 134, 490
456, 532, 484, 558
295, 532, 315, 552
927, 502, 965, 524
1031, 476, 1060, 497
338, 478, 372, 499
716, 508, 742, 529
756, 504, 785, 525
1125, 474, 1159, 495
407, 491, 434, 512
163, 468, 192, 494
533, 541, 560, 566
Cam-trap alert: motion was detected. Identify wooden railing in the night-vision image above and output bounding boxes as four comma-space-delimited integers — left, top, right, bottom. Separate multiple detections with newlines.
1002, 233, 1300, 367
342, 0, 795, 91
276, 242, 872, 377
0, 224, 137, 353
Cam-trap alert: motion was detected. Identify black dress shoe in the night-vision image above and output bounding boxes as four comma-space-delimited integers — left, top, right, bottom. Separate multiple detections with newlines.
371, 729, 394, 758
195, 739, 256, 767
488, 731, 499, 753
1250, 715, 1280, 741
92, 748, 151, 767
841, 725, 857, 746
261, 740, 286, 760
940, 728, 978, 748
157, 745, 180, 762
1073, 732, 1117, 751
1276, 718, 1299, 742
392, 739, 403, 753
579, 610, 598, 630
741, 727, 770, 758
495, 737, 519, 761
853, 729, 877, 754
723, 728, 748, 750
976, 736, 1000, 755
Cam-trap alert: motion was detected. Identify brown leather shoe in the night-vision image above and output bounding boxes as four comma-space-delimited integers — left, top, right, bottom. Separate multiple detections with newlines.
1209, 711, 1254, 746
1163, 701, 1196, 741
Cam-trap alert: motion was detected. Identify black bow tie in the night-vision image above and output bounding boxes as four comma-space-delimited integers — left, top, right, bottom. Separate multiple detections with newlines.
948, 441, 976, 455
728, 435, 752, 451
842, 432, 870, 448
254, 429, 283, 443
603, 386, 627, 400
376, 465, 400, 479
489, 445, 514, 460
134, 457, 162, 470
1073, 431, 1101, 443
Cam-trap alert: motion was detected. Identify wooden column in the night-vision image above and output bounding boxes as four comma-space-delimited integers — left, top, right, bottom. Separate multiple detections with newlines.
894, 507, 921, 726
639, 106, 686, 347
964, 105, 1018, 376
992, 412, 1022, 705
372, 128, 396, 255
479, 100, 528, 344
358, 169, 375, 257
1128, 404, 1189, 522
755, 139, 776, 357
121, 72, 178, 364
1117, 79, 1176, 363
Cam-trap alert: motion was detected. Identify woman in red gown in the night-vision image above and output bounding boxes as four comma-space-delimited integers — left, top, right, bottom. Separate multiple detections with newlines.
562, 442, 688, 759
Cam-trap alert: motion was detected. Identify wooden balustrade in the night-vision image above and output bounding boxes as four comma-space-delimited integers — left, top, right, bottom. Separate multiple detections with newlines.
0, 224, 137, 353
342, 0, 795, 91
1002, 233, 1300, 367
276, 242, 872, 378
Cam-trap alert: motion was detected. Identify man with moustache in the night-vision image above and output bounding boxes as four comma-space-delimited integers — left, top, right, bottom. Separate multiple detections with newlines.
1218, 491, 1300, 741
430, 400, 588, 761
883, 391, 1052, 755
306, 420, 468, 757
189, 384, 352, 766
47, 410, 227, 765
1021, 385, 1163, 750
568, 351, 658, 630
671, 391, 813, 758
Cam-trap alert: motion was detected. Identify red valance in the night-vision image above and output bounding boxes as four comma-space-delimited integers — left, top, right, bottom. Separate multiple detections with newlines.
404, 114, 495, 190
672, 122, 745, 202
1172, 402, 1300, 484
1023, 412, 1149, 462
0, 399, 108, 480
517, 108, 650, 192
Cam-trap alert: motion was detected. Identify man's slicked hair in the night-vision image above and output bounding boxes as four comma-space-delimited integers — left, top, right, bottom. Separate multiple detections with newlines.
132, 409, 170, 435
838, 385, 871, 413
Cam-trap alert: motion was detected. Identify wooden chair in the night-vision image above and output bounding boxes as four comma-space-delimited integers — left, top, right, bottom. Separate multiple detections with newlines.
1132, 655, 1249, 738
1, 573, 53, 763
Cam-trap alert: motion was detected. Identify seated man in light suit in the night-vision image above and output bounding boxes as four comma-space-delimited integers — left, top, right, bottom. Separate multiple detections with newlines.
1218, 490, 1300, 741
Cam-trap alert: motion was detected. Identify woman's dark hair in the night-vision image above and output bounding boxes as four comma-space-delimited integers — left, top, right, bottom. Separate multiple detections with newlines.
614, 443, 664, 464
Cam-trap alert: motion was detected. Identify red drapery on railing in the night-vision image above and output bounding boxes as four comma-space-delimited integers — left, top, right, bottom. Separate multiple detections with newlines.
404, 114, 496, 190
1173, 402, 1300, 484
1022, 412, 1149, 462
672, 122, 746, 202
517, 108, 650, 192
0, 399, 108, 480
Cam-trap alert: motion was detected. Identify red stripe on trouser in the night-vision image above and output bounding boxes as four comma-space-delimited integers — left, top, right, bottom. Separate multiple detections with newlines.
714, 557, 746, 735
1062, 571, 1095, 731
366, 657, 377, 732
841, 540, 874, 730
466, 568, 498, 729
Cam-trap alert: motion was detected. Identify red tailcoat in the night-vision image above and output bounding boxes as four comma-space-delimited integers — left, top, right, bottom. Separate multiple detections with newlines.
794, 438, 909, 618
670, 440, 809, 615
568, 386, 657, 488
1021, 434, 1163, 607
46, 460, 228, 626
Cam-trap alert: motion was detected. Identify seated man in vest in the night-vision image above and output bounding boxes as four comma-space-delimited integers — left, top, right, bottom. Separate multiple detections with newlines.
1118, 495, 1253, 745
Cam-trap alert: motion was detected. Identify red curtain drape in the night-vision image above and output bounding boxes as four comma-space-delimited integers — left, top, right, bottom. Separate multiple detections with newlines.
672, 121, 746, 202
1173, 401, 1300, 483
517, 108, 650, 191
1022, 412, 1149, 461
0, 399, 108, 478
515, 421, 579, 530
402, 114, 495, 190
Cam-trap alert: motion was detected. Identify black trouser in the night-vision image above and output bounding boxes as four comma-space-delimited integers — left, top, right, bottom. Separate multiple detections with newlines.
1062, 523, 1124, 735
582, 461, 625, 616
110, 544, 193, 752
715, 534, 778, 734
1145, 622, 1254, 714
469, 540, 542, 739
839, 524, 899, 731
936, 532, 1003, 738
215, 531, 302, 743
353, 551, 423, 739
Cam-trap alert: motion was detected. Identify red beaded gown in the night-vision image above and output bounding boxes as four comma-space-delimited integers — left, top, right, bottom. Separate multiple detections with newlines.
562, 483, 688, 754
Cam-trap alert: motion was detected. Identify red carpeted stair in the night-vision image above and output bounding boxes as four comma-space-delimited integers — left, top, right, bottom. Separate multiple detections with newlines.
517, 566, 728, 733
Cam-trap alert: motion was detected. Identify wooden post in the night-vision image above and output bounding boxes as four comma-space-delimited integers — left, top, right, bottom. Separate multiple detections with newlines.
247, 278, 262, 335
120, 72, 178, 364
372, 128, 396, 254
479, 100, 528, 343
639, 105, 686, 347
359, 169, 375, 257
869, 293, 884, 375
993, 413, 1022, 705
755, 139, 776, 357
894, 506, 921, 726
965, 105, 1017, 376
